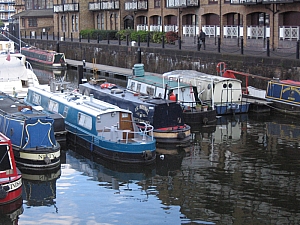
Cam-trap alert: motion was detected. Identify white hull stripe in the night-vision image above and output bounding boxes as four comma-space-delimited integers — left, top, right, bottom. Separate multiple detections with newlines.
2, 177, 22, 192
19, 151, 60, 161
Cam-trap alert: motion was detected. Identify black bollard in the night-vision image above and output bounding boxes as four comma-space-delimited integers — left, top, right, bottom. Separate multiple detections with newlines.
297, 40, 299, 59
56, 41, 60, 53
267, 38, 270, 57
241, 37, 244, 55
77, 65, 84, 86
147, 34, 150, 47
137, 48, 141, 64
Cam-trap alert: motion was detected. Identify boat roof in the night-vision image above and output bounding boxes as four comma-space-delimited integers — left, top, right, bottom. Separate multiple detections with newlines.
0, 93, 49, 118
30, 87, 132, 117
22, 47, 64, 55
130, 74, 194, 89
163, 70, 242, 84
0, 53, 31, 81
272, 79, 300, 86
80, 83, 178, 106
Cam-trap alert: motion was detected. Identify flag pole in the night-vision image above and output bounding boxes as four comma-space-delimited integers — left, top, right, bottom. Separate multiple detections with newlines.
19, 16, 21, 53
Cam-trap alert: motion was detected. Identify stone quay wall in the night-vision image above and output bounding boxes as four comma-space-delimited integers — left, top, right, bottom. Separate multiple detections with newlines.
23, 39, 300, 90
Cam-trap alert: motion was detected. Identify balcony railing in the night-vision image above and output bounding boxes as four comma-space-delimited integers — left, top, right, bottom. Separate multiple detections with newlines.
53, 5, 63, 13
53, 3, 79, 13
64, 3, 79, 12
262, 0, 294, 3
89, 1, 120, 11
125, 1, 148, 11
230, 0, 262, 5
166, 0, 187, 8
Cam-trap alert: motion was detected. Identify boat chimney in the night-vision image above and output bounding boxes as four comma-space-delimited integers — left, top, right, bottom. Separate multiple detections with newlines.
90, 94, 94, 102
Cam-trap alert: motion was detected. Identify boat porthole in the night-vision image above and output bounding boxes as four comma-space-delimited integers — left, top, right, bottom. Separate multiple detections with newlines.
223, 84, 227, 88
229, 83, 232, 88
10, 128, 14, 136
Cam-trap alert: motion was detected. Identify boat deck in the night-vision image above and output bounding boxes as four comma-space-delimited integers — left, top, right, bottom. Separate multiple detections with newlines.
67, 59, 272, 114
0, 94, 34, 115
243, 97, 272, 113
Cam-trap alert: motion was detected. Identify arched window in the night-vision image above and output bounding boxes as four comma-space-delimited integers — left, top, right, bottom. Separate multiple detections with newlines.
61, 15, 66, 32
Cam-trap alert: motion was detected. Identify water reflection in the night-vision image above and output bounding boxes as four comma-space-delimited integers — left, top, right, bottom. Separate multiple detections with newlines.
20, 67, 300, 224
0, 197, 23, 225
21, 167, 61, 207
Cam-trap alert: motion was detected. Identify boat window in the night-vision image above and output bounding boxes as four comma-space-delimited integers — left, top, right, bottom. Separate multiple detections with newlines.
78, 112, 92, 130
146, 87, 154, 96
137, 83, 141, 92
63, 106, 68, 118
229, 83, 232, 88
130, 82, 135, 90
0, 145, 12, 171
122, 113, 128, 118
49, 100, 59, 113
223, 83, 227, 88
32, 93, 41, 105
207, 84, 211, 89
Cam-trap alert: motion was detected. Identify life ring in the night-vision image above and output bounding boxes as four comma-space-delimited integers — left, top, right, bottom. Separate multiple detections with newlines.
100, 83, 115, 89
216, 62, 226, 74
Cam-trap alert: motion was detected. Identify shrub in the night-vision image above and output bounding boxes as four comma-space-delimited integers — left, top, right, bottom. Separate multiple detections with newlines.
151, 31, 165, 43
80, 29, 118, 40
116, 29, 134, 41
130, 30, 149, 42
165, 31, 178, 44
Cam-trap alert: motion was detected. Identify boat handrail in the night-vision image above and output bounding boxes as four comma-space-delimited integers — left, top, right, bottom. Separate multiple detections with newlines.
101, 122, 154, 143
136, 122, 154, 141
25, 61, 33, 71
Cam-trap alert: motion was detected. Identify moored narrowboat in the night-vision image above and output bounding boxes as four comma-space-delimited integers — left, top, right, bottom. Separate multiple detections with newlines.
79, 80, 192, 148
0, 93, 61, 170
0, 132, 22, 205
21, 46, 67, 70
265, 79, 300, 115
24, 86, 156, 164
163, 69, 250, 115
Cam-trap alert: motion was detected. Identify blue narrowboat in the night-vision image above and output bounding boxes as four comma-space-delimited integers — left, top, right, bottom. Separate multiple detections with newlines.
0, 93, 61, 170
79, 80, 192, 148
266, 79, 300, 115
24, 87, 156, 164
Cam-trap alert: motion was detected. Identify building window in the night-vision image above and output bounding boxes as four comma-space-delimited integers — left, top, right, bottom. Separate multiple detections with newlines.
72, 14, 78, 32
72, 15, 75, 32
115, 14, 118, 30
22, 18, 25, 28
97, 13, 101, 29
154, 0, 160, 8
26, 0, 33, 9
61, 15, 66, 32
75, 15, 78, 31
28, 18, 37, 27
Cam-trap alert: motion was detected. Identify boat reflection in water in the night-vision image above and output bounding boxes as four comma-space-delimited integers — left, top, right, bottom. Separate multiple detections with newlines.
64, 147, 156, 188
0, 197, 23, 225
21, 167, 61, 207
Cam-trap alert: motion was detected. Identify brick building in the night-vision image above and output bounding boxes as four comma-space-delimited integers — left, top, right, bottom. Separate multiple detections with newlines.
10, 0, 300, 49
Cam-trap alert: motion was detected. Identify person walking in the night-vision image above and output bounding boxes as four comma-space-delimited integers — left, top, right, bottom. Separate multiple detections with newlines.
199, 29, 206, 50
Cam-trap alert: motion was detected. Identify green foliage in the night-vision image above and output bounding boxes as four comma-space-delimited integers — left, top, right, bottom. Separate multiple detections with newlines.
80, 29, 118, 40
116, 29, 134, 41
0, 20, 4, 27
151, 31, 165, 44
130, 30, 149, 42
